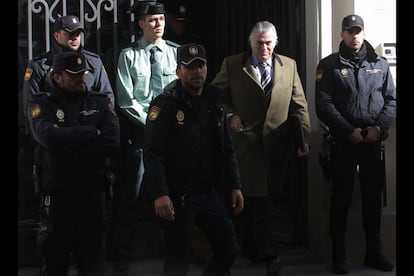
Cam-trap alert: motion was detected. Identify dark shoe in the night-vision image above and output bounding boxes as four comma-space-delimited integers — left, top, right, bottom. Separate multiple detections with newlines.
191, 252, 208, 266
331, 235, 347, 274
364, 252, 394, 272
331, 261, 348, 274
265, 257, 281, 276
112, 258, 130, 272
201, 261, 230, 276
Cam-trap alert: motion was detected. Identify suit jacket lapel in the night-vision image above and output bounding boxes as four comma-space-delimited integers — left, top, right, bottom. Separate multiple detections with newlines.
242, 58, 261, 87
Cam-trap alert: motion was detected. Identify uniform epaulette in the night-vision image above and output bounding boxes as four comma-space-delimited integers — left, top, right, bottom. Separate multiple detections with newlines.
32, 51, 49, 61
89, 91, 108, 97
32, 92, 47, 98
378, 55, 388, 62
165, 40, 180, 48
163, 89, 174, 96
82, 49, 100, 58
128, 40, 141, 48
119, 41, 141, 52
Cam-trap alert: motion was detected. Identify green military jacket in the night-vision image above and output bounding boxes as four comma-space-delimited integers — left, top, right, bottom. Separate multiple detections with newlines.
116, 37, 179, 126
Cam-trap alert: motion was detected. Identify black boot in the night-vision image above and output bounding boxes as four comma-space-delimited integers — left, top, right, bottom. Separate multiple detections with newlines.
265, 257, 281, 276
201, 261, 231, 276
364, 234, 394, 272
331, 235, 348, 274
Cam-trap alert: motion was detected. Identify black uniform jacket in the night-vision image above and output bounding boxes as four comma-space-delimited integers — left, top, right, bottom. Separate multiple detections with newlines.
22, 40, 114, 117
315, 40, 396, 142
27, 78, 120, 191
143, 81, 242, 200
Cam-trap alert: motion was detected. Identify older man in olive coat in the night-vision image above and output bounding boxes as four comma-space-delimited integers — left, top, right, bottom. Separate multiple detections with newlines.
211, 20, 311, 274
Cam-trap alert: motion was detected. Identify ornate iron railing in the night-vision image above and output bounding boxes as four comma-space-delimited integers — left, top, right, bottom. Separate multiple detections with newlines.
26, 0, 124, 59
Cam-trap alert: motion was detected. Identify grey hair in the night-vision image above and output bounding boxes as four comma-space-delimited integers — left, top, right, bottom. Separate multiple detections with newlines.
248, 21, 278, 45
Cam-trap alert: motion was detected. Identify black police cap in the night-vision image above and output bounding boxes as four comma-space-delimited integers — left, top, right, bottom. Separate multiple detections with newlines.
128, 0, 165, 15
163, 1, 188, 21
342, 14, 364, 31
52, 52, 88, 74
177, 43, 207, 66
52, 15, 85, 33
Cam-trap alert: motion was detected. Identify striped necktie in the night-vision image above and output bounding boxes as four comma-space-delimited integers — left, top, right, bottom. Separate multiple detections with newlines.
260, 62, 271, 90
150, 46, 163, 97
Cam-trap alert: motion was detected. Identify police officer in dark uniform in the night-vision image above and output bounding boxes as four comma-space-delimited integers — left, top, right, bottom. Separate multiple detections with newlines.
160, 0, 201, 45
143, 43, 244, 276
27, 51, 120, 276
22, 14, 114, 117
315, 14, 396, 274
20, 14, 115, 226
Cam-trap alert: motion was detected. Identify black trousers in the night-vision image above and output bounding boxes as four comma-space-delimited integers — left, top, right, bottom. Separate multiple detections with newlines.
109, 118, 144, 260
161, 190, 238, 276
239, 196, 278, 262
37, 189, 105, 276
329, 141, 384, 236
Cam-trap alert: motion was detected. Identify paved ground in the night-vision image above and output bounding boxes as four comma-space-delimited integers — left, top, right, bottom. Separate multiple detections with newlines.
18, 255, 396, 276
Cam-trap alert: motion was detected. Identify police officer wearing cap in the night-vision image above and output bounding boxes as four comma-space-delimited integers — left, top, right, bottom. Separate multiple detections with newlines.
315, 14, 396, 274
27, 51, 120, 276
160, 0, 200, 45
110, 1, 180, 272
20, 16, 115, 229
22, 15, 114, 117
143, 43, 244, 276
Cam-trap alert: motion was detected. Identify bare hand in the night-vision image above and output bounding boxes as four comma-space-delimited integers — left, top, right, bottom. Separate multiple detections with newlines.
230, 189, 244, 216
363, 126, 380, 143
154, 195, 175, 221
348, 128, 364, 144
229, 114, 244, 133
297, 143, 309, 156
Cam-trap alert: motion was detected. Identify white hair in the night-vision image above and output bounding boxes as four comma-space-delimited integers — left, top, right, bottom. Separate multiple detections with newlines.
248, 21, 278, 46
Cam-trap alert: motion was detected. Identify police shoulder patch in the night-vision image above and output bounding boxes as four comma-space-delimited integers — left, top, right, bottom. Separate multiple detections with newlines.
148, 105, 161, 121
316, 69, 323, 81
24, 68, 33, 81
31, 104, 41, 118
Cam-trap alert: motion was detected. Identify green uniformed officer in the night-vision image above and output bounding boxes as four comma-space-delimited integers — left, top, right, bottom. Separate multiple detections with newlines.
110, 1, 179, 272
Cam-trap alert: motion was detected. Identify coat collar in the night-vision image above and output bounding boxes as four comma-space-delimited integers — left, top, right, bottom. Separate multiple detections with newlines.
241, 51, 284, 87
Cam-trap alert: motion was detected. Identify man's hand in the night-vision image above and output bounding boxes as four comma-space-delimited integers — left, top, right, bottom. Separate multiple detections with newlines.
297, 143, 309, 156
363, 126, 381, 142
228, 114, 244, 133
154, 195, 175, 221
348, 128, 364, 144
230, 189, 244, 216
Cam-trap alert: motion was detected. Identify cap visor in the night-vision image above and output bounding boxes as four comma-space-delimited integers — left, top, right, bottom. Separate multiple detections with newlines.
181, 57, 207, 65
64, 69, 88, 74
344, 24, 363, 30
64, 27, 85, 33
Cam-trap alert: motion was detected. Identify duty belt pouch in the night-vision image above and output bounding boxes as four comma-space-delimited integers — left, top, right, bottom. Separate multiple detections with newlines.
318, 152, 332, 180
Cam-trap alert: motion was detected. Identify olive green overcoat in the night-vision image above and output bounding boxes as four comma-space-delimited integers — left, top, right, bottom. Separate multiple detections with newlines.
211, 52, 311, 196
